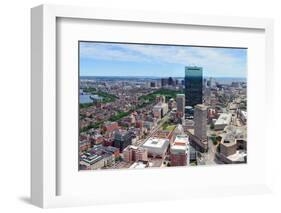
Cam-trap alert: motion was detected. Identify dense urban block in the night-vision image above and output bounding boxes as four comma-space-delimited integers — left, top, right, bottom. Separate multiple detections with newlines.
79, 42, 247, 170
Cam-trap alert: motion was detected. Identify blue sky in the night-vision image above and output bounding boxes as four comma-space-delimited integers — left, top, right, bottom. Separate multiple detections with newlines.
79, 42, 247, 78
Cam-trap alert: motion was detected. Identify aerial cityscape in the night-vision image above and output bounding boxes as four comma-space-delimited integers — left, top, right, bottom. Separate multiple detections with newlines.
79, 42, 247, 170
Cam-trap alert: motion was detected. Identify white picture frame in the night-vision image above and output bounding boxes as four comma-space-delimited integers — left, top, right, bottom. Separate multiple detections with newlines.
31, 4, 274, 208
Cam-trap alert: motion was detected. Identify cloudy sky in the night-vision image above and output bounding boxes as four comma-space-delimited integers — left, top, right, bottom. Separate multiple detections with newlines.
79, 42, 247, 78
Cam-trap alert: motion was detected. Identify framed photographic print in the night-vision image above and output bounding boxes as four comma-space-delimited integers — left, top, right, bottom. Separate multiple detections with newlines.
31, 4, 274, 208
78, 41, 247, 170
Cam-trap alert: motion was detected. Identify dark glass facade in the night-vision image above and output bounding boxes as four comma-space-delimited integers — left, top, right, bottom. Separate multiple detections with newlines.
113, 131, 133, 152
184, 66, 203, 107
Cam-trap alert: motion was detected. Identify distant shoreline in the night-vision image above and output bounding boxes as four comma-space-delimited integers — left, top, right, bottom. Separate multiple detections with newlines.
81, 75, 246, 79
80, 76, 247, 83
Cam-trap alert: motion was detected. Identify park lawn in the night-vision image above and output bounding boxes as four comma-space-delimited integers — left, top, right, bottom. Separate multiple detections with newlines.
162, 122, 176, 131
139, 88, 184, 103
165, 125, 176, 131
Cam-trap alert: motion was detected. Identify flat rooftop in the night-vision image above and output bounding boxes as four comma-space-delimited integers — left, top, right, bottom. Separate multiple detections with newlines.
221, 139, 236, 147
171, 144, 188, 152
176, 94, 185, 97
241, 110, 247, 118
195, 104, 207, 110
227, 150, 247, 162
171, 135, 189, 153
215, 113, 232, 125
142, 137, 169, 149
129, 161, 148, 169
174, 135, 189, 144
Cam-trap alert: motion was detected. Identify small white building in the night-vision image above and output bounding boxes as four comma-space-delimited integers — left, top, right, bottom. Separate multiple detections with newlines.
80, 153, 113, 170
240, 110, 247, 124
129, 161, 149, 169
142, 137, 169, 158
214, 113, 232, 130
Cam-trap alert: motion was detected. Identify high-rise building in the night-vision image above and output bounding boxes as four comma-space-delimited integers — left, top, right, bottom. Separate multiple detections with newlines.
153, 103, 169, 118
185, 66, 203, 107
170, 135, 190, 166
209, 77, 216, 88
113, 130, 133, 152
161, 78, 168, 87
168, 77, 174, 86
194, 104, 207, 141
176, 94, 185, 118
152, 106, 162, 119
150, 82, 156, 88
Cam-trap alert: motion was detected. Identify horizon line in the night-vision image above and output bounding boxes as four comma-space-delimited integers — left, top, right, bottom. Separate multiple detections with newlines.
80, 75, 247, 78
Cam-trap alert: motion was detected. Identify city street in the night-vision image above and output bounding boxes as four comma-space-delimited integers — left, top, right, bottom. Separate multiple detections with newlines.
134, 112, 171, 147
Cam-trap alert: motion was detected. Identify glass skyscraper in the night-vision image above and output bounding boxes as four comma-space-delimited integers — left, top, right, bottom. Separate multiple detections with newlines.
184, 66, 203, 107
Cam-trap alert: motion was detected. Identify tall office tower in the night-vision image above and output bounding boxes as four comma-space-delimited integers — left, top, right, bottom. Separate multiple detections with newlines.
208, 77, 216, 88
194, 104, 207, 141
161, 78, 168, 87
176, 94, 185, 118
185, 66, 203, 107
168, 77, 174, 86
150, 82, 156, 88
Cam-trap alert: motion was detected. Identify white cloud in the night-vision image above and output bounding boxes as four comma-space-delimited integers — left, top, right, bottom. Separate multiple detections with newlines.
80, 42, 247, 77
80, 43, 150, 63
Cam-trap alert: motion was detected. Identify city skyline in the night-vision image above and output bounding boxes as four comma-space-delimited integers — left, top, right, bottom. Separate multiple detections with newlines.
79, 41, 247, 171
80, 41, 247, 78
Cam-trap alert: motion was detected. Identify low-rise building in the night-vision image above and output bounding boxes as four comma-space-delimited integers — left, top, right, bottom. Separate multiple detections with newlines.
103, 121, 119, 133
80, 152, 114, 170
123, 145, 148, 162
143, 121, 154, 130
129, 160, 149, 169
220, 139, 237, 157
240, 110, 247, 124
214, 113, 232, 130
142, 137, 169, 158
217, 133, 247, 164
136, 120, 144, 129
105, 146, 120, 159
79, 140, 91, 152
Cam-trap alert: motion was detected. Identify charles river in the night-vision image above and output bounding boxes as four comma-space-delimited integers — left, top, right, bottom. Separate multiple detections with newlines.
80, 89, 103, 104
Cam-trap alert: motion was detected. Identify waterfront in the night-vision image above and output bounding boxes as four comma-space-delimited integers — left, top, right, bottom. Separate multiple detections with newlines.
80, 93, 103, 104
